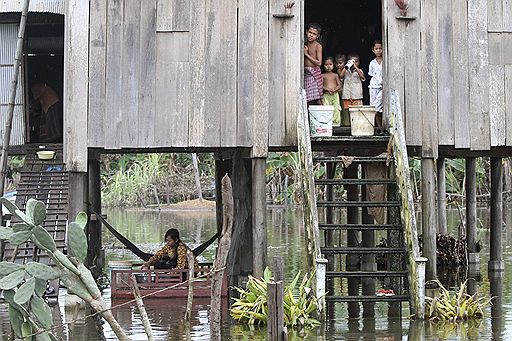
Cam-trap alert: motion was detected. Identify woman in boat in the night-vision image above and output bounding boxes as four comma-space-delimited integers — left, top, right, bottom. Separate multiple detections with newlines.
141, 228, 197, 270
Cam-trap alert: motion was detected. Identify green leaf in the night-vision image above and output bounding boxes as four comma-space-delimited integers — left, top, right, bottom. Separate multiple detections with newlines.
1, 197, 19, 215
0, 227, 14, 240
21, 321, 32, 338
15, 209, 34, 225
26, 199, 46, 226
9, 230, 32, 245
36, 332, 53, 341
32, 226, 57, 252
0, 261, 24, 276
68, 222, 88, 262
31, 296, 52, 329
34, 278, 47, 297
14, 276, 36, 305
12, 222, 32, 232
54, 251, 80, 275
0, 269, 25, 290
75, 212, 88, 229
8, 305, 24, 337
25, 262, 60, 281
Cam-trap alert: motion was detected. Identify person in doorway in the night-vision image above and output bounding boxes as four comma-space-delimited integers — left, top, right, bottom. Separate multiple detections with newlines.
368, 40, 383, 127
304, 23, 323, 105
322, 57, 342, 126
340, 53, 365, 126
141, 228, 197, 270
30, 82, 63, 143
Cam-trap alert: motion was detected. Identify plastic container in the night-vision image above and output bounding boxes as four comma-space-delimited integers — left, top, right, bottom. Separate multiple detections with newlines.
349, 106, 376, 136
36, 150, 56, 160
309, 105, 334, 137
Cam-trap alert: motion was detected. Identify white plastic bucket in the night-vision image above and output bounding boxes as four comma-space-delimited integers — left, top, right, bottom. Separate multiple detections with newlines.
309, 105, 334, 137
349, 106, 376, 136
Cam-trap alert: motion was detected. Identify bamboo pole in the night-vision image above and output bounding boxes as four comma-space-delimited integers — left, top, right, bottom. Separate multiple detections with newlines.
0, 0, 30, 198
130, 274, 154, 341
192, 153, 203, 201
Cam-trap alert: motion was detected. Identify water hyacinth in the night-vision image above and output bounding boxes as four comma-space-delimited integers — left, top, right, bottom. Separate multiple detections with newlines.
230, 267, 321, 328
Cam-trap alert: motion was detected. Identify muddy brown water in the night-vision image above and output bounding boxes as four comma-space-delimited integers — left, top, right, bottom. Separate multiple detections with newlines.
0, 206, 511, 340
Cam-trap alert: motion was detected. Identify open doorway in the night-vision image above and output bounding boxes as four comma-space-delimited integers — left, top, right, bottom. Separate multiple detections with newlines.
305, 0, 382, 104
25, 13, 64, 143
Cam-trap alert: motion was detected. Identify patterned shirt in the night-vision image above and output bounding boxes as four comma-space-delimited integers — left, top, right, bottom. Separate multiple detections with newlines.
146, 240, 196, 269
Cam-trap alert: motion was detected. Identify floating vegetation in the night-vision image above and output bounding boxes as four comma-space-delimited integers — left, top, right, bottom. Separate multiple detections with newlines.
230, 268, 321, 328
424, 280, 493, 322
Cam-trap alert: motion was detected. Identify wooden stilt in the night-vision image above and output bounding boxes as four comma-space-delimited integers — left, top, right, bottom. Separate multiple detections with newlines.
215, 156, 231, 234
325, 162, 336, 296
465, 157, 479, 269
421, 158, 437, 281
387, 166, 401, 318
437, 158, 447, 235
489, 157, 504, 272
345, 164, 360, 318
361, 195, 375, 318
88, 154, 103, 278
252, 158, 267, 278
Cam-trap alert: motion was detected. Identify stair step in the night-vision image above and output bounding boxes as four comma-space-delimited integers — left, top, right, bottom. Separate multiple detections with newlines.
326, 271, 408, 278
319, 223, 402, 230
321, 247, 406, 254
313, 156, 390, 163
325, 295, 409, 302
315, 179, 395, 185
317, 201, 400, 207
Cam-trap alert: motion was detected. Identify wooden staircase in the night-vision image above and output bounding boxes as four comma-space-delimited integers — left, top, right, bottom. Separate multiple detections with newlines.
1, 144, 68, 299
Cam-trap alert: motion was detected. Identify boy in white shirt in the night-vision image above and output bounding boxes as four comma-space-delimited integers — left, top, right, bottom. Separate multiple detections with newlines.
368, 40, 383, 127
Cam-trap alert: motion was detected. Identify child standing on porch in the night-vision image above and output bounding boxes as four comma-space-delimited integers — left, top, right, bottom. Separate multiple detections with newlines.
368, 40, 383, 127
340, 53, 365, 126
304, 23, 323, 105
322, 57, 342, 125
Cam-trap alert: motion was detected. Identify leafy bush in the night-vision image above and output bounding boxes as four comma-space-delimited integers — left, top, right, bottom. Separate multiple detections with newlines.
230, 268, 321, 328
425, 280, 492, 322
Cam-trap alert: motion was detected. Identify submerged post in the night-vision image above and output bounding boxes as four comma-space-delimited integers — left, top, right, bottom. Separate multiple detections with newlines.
489, 157, 504, 272
421, 157, 437, 281
466, 157, 479, 270
437, 158, 447, 235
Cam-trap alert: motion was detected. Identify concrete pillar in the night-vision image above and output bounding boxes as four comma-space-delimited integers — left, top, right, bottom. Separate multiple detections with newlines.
252, 158, 267, 278
465, 158, 479, 271
489, 157, 504, 272
421, 158, 437, 281
436, 158, 447, 235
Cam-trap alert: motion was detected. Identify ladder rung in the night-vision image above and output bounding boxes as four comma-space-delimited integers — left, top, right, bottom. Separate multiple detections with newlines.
321, 247, 406, 254
317, 201, 400, 207
319, 223, 402, 230
325, 295, 409, 302
326, 271, 408, 278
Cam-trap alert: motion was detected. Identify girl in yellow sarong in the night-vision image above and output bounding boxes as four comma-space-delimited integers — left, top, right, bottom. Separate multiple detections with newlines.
321, 57, 342, 126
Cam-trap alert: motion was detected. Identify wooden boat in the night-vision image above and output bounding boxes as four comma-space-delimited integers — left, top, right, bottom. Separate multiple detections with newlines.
110, 262, 228, 299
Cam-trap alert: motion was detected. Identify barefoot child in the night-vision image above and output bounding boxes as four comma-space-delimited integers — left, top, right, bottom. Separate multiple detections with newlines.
304, 23, 323, 105
322, 57, 342, 126
340, 53, 365, 126
368, 40, 383, 127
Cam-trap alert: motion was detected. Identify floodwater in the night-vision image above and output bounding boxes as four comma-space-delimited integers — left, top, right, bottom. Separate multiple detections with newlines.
0, 205, 511, 340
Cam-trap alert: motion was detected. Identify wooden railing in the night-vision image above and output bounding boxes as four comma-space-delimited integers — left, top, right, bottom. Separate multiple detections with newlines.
388, 89, 423, 317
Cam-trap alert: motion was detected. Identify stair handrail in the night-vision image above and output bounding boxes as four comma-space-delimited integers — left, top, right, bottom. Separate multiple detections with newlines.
296, 89, 322, 272
388, 89, 423, 317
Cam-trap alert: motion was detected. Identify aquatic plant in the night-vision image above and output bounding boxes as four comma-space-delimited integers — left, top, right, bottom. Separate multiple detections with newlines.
0, 198, 130, 340
230, 268, 321, 328
424, 280, 492, 322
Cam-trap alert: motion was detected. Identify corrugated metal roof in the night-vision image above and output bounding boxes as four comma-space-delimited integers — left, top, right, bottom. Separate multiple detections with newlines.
0, 0, 64, 15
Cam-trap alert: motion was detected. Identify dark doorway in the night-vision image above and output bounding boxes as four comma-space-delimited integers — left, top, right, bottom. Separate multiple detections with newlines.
305, 0, 382, 103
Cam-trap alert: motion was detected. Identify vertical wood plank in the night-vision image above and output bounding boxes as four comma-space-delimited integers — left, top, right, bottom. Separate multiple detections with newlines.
452, 0, 470, 148
237, 0, 255, 147
468, 0, 490, 150
504, 0, 512, 32
156, 0, 190, 32
64, 0, 89, 171
420, 0, 438, 157
506, 66, 512, 146
489, 65, 506, 146
188, 0, 206, 146
156, 0, 172, 30
268, 1, 286, 147
503, 34, 512, 64
139, 0, 157, 147
488, 33, 503, 65
488, 0, 503, 31
105, 0, 123, 149
437, 0, 454, 145
252, 0, 269, 157
121, 0, 141, 148
284, 2, 302, 146
218, 0, 237, 147
88, 0, 107, 148
403, 0, 421, 145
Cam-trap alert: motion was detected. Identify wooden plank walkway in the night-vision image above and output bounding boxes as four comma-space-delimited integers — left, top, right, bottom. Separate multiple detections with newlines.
2, 144, 68, 298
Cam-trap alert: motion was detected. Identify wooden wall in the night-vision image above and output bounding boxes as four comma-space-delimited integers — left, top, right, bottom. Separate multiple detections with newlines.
82, 0, 301, 157
384, 0, 512, 157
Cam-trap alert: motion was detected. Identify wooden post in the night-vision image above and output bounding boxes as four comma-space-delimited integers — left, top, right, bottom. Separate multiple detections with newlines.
130, 274, 154, 341
215, 157, 231, 234
325, 162, 336, 296
345, 164, 360, 318
252, 158, 267, 278
361, 190, 375, 318
465, 157, 479, 269
88, 155, 103, 278
437, 158, 447, 235
489, 271, 504, 337
192, 153, 203, 201
421, 158, 437, 281
185, 250, 195, 321
387, 165, 401, 317
210, 175, 234, 341
489, 157, 504, 272
268, 256, 284, 341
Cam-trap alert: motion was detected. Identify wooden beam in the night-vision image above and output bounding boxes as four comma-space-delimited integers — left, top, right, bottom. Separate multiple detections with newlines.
437, 158, 447, 235
87, 155, 102, 278
489, 157, 504, 271
252, 158, 267, 278
421, 158, 437, 280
